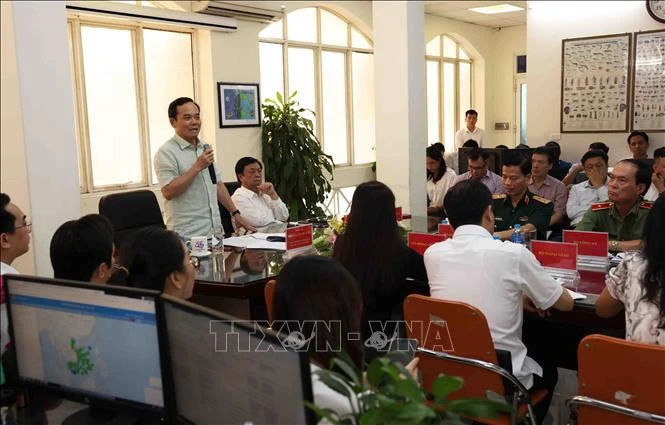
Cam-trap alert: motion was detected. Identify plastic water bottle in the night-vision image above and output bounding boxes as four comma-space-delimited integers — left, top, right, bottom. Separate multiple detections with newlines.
511, 224, 526, 246
441, 218, 449, 225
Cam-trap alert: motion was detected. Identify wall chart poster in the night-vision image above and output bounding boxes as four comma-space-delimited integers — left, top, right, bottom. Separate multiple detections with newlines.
561, 33, 631, 133
632, 29, 665, 132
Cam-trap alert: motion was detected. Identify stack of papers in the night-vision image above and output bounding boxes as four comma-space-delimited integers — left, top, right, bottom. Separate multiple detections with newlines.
223, 233, 286, 250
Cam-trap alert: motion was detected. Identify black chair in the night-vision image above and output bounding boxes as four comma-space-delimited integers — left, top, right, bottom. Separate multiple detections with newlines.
98, 189, 165, 255
218, 181, 241, 237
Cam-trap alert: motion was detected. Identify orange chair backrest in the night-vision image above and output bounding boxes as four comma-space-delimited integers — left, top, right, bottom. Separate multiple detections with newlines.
264, 279, 277, 323
403, 294, 504, 399
577, 334, 665, 425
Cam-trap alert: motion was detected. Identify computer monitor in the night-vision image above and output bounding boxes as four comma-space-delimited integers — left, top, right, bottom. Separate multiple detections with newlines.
4, 275, 167, 422
160, 295, 314, 425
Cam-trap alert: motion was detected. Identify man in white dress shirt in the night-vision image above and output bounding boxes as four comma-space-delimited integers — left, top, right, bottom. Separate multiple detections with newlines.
567, 149, 609, 226
1, 193, 31, 354
454, 109, 484, 149
231, 157, 289, 232
424, 180, 573, 423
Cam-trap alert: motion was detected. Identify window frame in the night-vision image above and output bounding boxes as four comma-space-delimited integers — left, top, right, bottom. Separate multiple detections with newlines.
68, 14, 198, 194
425, 35, 473, 148
258, 7, 374, 167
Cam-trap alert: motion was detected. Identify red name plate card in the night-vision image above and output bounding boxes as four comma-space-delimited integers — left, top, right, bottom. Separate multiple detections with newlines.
286, 224, 313, 251
408, 232, 448, 256
531, 241, 577, 270
438, 224, 454, 240
395, 207, 403, 221
563, 230, 608, 257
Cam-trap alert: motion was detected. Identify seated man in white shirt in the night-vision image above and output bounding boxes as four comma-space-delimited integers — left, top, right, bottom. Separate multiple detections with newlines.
566, 149, 609, 226
454, 109, 484, 149
231, 157, 289, 232
424, 180, 573, 424
1, 193, 32, 354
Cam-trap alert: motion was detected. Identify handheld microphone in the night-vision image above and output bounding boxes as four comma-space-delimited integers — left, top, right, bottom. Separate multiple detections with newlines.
202, 143, 217, 184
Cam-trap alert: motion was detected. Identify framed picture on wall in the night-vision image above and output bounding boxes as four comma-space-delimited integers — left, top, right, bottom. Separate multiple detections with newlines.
631, 29, 665, 132
217, 82, 261, 128
560, 33, 632, 133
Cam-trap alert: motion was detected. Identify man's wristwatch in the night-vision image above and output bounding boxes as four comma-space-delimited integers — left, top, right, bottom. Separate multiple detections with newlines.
609, 240, 619, 252
231, 210, 241, 217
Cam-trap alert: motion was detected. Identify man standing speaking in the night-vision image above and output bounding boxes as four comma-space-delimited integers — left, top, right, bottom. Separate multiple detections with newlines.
154, 97, 255, 239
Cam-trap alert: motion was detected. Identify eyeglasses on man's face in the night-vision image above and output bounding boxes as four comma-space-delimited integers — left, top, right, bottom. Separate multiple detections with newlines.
15, 217, 32, 233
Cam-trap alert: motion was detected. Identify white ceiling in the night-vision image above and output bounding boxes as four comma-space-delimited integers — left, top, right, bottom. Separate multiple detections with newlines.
425, 1, 526, 28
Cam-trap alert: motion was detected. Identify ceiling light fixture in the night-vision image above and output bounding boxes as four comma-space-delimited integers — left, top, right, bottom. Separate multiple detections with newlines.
469, 4, 524, 14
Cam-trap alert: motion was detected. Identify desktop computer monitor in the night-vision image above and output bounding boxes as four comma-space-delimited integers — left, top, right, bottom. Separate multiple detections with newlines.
4, 275, 167, 422
160, 295, 314, 425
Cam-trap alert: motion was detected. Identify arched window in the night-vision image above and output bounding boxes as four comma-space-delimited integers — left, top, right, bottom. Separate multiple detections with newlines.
259, 7, 375, 166
425, 35, 472, 153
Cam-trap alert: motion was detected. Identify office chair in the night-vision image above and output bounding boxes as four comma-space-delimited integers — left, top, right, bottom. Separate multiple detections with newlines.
264, 279, 276, 324
219, 181, 241, 237
403, 294, 546, 425
566, 334, 665, 424
98, 189, 165, 254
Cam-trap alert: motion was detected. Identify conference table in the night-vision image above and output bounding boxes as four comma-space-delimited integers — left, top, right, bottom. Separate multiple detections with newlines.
191, 217, 624, 370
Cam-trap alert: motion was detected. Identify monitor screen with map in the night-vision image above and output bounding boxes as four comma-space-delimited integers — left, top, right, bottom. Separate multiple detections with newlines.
4, 275, 166, 418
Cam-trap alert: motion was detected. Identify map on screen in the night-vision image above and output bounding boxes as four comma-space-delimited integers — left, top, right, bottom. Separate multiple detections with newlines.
8, 282, 164, 408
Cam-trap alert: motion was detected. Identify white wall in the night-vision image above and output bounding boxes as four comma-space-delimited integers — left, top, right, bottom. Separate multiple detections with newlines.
2, 1, 81, 276
489, 25, 526, 148
527, 1, 665, 165
1, 1, 34, 274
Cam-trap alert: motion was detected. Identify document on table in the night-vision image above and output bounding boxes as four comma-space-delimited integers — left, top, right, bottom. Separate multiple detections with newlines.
223, 233, 286, 250
566, 288, 587, 300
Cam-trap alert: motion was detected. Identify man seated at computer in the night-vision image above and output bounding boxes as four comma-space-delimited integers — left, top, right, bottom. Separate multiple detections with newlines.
575, 159, 652, 252
566, 149, 609, 227
492, 153, 554, 241
451, 147, 503, 194
49, 214, 115, 284
424, 179, 574, 424
231, 156, 289, 232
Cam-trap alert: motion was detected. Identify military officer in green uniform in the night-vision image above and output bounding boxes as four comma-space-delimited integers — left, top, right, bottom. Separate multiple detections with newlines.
576, 159, 652, 252
492, 154, 554, 241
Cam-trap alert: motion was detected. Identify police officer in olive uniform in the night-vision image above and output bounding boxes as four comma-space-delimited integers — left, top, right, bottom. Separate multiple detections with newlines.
575, 159, 652, 252
492, 153, 554, 241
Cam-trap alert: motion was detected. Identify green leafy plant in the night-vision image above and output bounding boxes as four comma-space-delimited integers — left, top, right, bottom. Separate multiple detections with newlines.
262, 92, 334, 220
307, 351, 512, 425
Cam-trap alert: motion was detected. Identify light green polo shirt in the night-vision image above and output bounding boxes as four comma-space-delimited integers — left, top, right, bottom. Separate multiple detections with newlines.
154, 134, 223, 240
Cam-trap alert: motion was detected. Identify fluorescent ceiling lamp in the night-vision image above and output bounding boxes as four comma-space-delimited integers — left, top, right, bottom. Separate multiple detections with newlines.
469, 4, 523, 14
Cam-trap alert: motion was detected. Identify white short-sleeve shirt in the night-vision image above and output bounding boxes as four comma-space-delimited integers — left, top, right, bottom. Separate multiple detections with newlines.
424, 225, 563, 388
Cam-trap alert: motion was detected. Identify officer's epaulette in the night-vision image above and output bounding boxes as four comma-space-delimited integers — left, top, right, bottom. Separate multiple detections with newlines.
640, 200, 653, 209
532, 195, 552, 204
492, 194, 507, 200
591, 201, 612, 211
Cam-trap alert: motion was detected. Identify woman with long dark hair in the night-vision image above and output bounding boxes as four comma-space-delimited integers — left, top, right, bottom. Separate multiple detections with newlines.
272, 255, 363, 415
426, 145, 456, 216
333, 181, 429, 360
120, 227, 197, 300
596, 194, 665, 344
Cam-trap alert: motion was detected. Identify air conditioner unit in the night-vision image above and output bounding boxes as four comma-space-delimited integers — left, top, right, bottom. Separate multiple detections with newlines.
65, 1, 238, 32
192, 1, 284, 23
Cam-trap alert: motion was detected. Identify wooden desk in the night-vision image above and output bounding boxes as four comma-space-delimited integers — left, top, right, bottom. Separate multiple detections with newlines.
191, 248, 286, 322
523, 266, 625, 371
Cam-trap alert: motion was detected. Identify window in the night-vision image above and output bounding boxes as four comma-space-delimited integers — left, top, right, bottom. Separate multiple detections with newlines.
259, 7, 375, 167
425, 35, 472, 153
68, 17, 195, 193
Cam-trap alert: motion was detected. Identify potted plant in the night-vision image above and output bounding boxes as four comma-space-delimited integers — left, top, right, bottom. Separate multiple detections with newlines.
262, 92, 334, 220
307, 352, 512, 425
